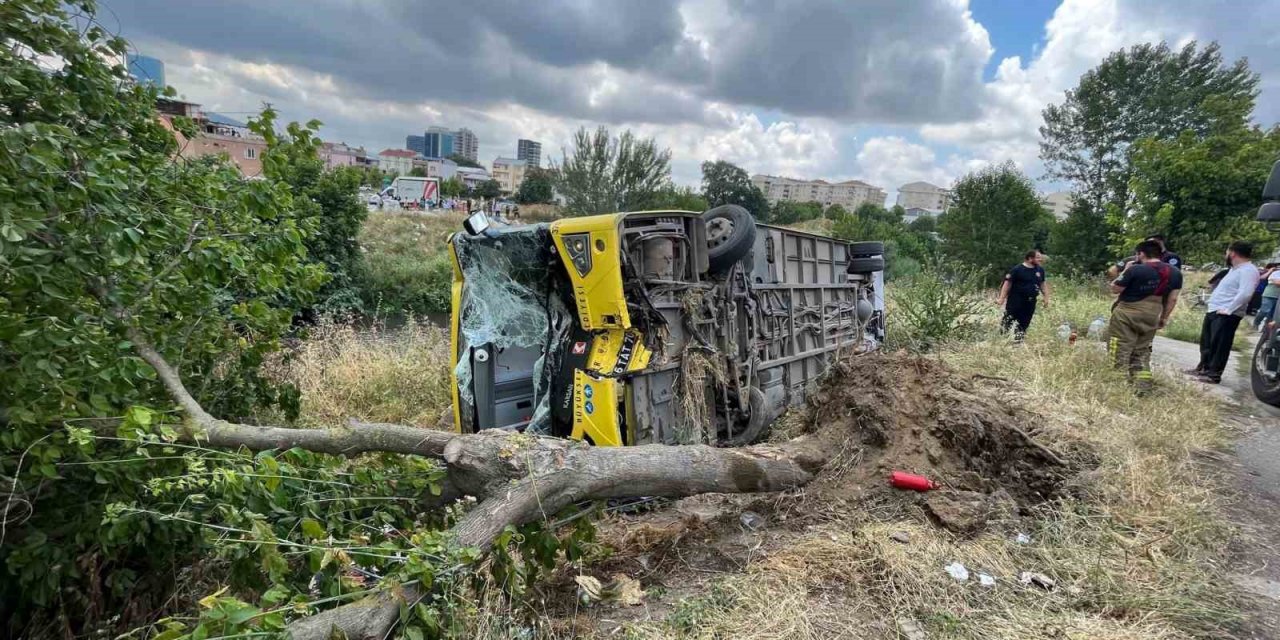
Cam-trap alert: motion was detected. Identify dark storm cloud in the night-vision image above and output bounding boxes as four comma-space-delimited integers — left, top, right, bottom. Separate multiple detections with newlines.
705, 0, 991, 121
105, 0, 712, 125
104, 0, 995, 126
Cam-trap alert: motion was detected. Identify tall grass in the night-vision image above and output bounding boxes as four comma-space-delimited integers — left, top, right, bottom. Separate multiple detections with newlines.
271, 318, 455, 429
359, 211, 463, 316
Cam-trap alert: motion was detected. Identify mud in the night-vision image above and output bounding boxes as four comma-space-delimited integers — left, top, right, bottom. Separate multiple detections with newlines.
796, 352, 1088, 530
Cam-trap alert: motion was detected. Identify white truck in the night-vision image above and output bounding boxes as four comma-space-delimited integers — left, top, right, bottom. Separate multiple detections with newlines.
382, 176, 440, 210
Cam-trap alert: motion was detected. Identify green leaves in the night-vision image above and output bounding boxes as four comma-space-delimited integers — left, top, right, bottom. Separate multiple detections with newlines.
0, 1, 329, 633
938, 162, 1053, 285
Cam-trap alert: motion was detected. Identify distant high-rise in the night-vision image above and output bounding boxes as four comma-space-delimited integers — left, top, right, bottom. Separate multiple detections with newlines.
454, 128, 479, 162
424, 127, 455, 159
126, 53, 165, 88
516, 139, 542, 168
406, 135, 426, 156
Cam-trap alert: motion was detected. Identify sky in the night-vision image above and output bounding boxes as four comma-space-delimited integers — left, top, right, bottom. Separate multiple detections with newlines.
102, 0, 1280, 200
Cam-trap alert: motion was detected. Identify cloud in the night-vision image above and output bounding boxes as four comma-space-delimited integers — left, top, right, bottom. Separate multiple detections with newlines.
104, 0, 1280, 197
855, 137, 954, 193
106, 0, 997, 126
686, 0, 994, 122
922, 0, 1280, 183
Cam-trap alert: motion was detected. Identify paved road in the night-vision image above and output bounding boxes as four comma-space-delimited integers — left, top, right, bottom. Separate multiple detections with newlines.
1150, 335, 1280, 636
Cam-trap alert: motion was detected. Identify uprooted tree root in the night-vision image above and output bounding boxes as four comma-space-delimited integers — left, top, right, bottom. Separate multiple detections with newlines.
797, 353, 1092, 531
529, 352, 1099, 636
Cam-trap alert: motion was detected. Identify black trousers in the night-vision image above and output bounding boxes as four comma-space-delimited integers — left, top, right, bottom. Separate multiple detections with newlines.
1002, 295, 1037, 339
1196, 312, 1243, 379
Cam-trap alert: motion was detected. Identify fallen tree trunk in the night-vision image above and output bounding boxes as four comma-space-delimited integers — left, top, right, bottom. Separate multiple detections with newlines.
118, 328, 841, 640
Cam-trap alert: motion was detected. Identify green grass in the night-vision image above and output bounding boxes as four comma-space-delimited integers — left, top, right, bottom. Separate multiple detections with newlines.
358, 211, 462, 316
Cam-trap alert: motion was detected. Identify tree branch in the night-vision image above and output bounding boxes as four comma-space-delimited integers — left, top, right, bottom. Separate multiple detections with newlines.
115, 324, 837, 639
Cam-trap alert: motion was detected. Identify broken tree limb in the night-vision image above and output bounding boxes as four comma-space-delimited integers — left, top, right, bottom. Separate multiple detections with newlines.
116, 326, 841, 640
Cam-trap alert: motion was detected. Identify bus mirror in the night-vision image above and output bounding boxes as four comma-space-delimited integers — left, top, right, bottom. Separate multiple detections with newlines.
1264, 160, 1280, 200
1258, 201, 1280, 223
463, 211, 491, 236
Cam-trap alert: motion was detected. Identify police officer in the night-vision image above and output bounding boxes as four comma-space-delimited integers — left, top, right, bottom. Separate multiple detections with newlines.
997, 249, 1050, 342
1108, 240, 1182, 393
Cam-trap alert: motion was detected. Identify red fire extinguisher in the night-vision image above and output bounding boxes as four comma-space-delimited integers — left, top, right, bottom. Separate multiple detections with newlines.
889, 470, 939, 492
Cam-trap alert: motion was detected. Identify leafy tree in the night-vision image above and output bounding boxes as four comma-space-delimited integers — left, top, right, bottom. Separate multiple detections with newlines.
938, 163, 1053, 284
555, 126, 672, 215
824, 204, 848, 219
440, 175, 466, 198
360, 166, 385, 188
855, 202, 902, 224
908, 215, 938, 235
649, 184, 709, 211
701, 160, 769, 220
770, 201, 824, 224
1040, 41, 1258, 210
830, 204, 935, 280
408, 166, 428, 177
1049, 196, 1113, 275
0, 2, 326, 632
476, 178, 502, 200
515, 167, 555, 204
1125, 124, 1280, 263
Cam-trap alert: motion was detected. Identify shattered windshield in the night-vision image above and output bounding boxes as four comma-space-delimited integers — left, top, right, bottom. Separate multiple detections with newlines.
451, 224, 571, 433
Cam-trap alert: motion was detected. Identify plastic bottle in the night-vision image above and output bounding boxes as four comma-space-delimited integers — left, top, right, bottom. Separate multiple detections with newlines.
1057, 323, 1072, 341
1088, 316, 1106, 339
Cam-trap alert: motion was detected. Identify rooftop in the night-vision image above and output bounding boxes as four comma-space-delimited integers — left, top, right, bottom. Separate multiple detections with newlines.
379, 148, 417, 158
899, 181, 947, 191
752, 174, 881, 188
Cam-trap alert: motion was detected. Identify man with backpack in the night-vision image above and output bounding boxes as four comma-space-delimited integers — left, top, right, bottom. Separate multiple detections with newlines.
1108, 240, 1183, 393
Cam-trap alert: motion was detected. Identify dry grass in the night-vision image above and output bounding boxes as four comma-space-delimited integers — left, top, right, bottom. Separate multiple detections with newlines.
271, 275, 1244, 638
618, 322, 1240, 638
272, 317, 455, 428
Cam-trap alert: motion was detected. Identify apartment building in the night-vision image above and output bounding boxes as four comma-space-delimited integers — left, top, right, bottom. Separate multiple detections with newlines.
1041, 191, 1073, 221
750, 174, 887, 210
377, 148, 417, 176
156, 99, 267, 176
896, 181, 952, 213
320, 142, 367, 170
491, 157, 527, 194
454, 128, 479, 162
516, 139, 542, 168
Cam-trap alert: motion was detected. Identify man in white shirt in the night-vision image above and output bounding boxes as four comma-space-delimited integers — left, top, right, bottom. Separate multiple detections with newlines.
1188, 241, 1260, 383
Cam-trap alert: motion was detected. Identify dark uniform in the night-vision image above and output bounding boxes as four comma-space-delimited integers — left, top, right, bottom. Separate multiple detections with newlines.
1002, 263, 1045, 340
1108, 261, 1182, 391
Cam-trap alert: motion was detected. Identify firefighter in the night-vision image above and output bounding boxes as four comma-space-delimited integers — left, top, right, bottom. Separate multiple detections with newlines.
1108, 239, 1182, 393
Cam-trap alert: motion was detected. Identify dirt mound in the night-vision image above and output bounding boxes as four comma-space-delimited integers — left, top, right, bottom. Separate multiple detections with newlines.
797, 352, 1087, 532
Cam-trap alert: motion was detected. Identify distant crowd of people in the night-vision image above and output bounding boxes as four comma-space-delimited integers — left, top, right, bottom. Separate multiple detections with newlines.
996, 235, 1274, 394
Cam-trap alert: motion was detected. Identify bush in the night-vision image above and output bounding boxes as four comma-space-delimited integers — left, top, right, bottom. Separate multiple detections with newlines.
888, 262, 990, 350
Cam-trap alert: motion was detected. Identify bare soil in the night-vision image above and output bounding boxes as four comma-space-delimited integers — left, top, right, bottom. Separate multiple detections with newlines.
533, 352, 1093, 636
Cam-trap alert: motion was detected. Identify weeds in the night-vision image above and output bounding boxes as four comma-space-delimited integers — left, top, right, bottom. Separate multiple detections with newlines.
887, 261, 990, 350
269, 317, 455, 428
